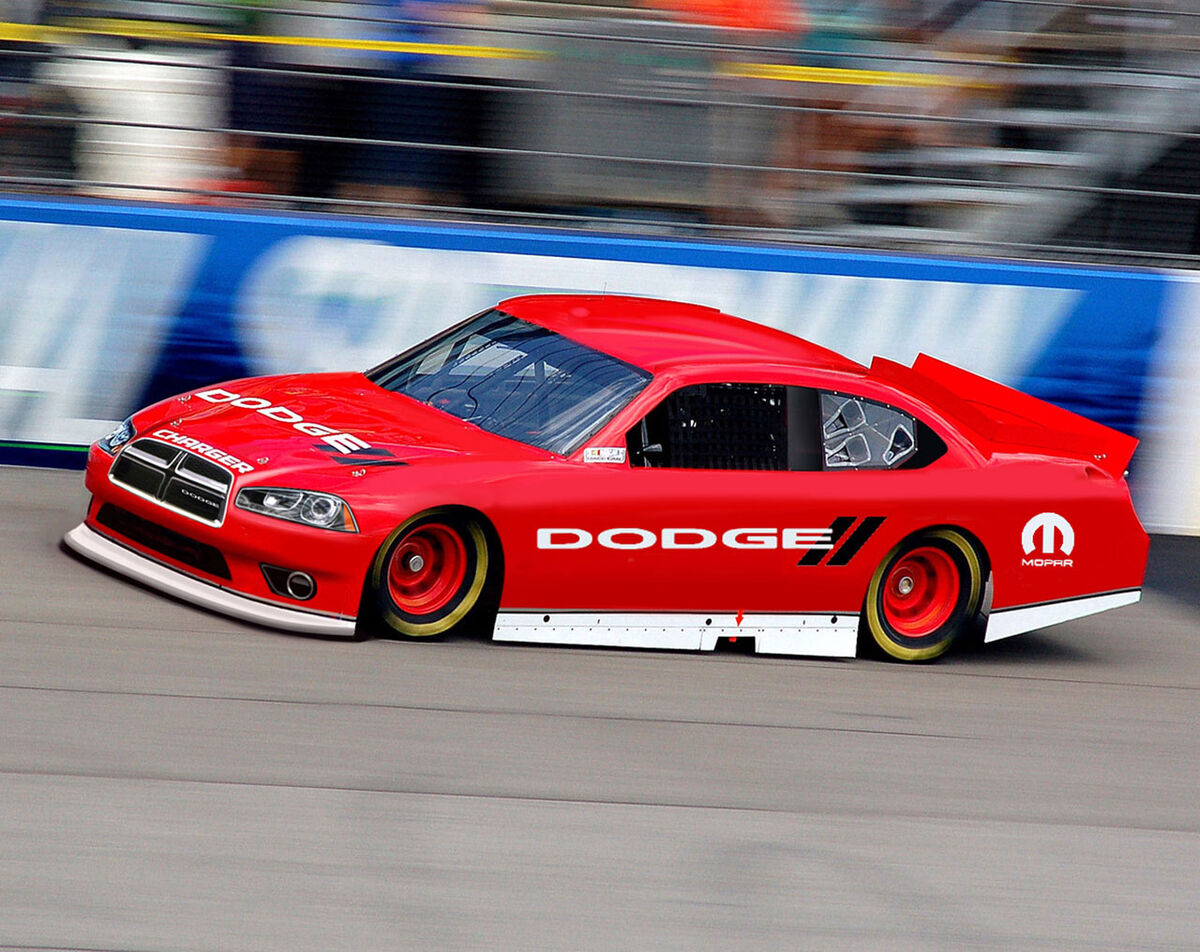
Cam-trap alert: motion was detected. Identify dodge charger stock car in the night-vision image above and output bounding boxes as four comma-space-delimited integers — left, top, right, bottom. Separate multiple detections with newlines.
65, 294, 1148, 662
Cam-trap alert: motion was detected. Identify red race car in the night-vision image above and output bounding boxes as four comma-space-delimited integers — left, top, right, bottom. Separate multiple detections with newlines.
65, 294, 1147, 662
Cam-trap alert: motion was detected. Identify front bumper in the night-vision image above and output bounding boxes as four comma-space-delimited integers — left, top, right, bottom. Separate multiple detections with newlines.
64, 522, 359, 637
82, 436, 373, 619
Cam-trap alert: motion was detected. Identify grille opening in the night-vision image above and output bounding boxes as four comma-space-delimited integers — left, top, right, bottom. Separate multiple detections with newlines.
176, 454, 231, 489
96, 504, 232, 580
122, 440, 180, 467
110, 454, 167, 497
110, 438, 233, 524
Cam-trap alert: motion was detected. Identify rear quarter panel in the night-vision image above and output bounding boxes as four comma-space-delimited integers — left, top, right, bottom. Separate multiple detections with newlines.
965, 455, 1147, 610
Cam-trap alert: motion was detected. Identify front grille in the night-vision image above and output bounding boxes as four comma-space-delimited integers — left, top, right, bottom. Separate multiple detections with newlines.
111, 438, 234, 524
97, 503, 232, 579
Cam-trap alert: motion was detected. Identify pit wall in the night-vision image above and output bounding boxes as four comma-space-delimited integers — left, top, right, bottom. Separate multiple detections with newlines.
0, 196, 1194, 532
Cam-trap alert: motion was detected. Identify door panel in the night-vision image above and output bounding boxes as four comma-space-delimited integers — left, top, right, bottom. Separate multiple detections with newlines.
494, 464, 944, 614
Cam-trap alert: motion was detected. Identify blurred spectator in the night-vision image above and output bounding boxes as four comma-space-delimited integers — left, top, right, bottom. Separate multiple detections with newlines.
335, 0, 488, 211
220, 0, 302, 199
0, 82, 80, 186
1, 0, 80, 187
221, 0, 376, 202
768, 0, 976, 226
4, 0, 1196, 259
643, 0, 804, 34
35, 1, 227, 199
218, 0, 487, 210
644, 0, 808, 225
1, 0, 42, 90
777, 0, 895, 209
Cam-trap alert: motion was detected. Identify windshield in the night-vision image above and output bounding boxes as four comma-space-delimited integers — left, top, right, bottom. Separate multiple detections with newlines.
366, 310, 652, 456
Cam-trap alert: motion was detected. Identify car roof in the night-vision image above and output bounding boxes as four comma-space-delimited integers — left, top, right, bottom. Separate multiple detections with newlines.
498, 294, 865, 375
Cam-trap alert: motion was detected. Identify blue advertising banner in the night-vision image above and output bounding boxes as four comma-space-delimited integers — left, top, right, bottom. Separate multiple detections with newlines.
0, 196, 1184, 526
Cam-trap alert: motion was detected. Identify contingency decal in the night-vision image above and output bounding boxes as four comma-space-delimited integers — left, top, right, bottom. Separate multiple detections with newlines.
583, 447, 627, 464
193, 388, 371, 454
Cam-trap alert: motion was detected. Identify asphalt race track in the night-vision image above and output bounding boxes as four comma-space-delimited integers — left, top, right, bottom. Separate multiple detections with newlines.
2, 465, 1198, 952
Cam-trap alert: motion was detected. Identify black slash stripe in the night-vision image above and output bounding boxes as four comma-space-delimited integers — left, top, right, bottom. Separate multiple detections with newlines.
798, 515, 857, 566
312, 444, 408, 466
312, 444, 394, 458
326, 457, 409, 468
827, 516, 886, 566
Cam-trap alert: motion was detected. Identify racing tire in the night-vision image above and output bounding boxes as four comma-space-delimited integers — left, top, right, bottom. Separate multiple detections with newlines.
862, 528, 985, 662
370, 509, 492, 639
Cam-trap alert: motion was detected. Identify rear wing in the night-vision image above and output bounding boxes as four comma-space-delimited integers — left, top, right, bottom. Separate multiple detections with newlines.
869, 354, 1137, 478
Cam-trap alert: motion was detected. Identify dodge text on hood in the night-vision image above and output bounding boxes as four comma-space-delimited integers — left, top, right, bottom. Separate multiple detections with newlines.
195, 388, 372, 454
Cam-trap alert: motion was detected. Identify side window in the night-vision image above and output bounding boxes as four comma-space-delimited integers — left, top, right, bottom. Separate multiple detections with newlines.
626, 383, 822, 471
820, 392, 944, 470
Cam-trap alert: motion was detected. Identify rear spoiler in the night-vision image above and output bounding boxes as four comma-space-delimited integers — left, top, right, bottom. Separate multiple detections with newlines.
869, 354, 1137, 478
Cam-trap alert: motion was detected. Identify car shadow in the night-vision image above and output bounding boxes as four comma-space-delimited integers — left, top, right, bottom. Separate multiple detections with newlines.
948, 631, 1100, 666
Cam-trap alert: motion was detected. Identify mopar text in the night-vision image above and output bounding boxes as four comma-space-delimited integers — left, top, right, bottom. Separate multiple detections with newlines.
194, 388, 371, 454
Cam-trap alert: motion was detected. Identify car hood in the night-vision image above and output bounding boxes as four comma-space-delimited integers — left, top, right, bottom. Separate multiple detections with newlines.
134, 372, 547, 480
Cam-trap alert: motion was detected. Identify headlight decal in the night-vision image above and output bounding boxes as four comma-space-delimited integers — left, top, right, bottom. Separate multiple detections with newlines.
236, 488, 358, 532
97, 417, 135, 455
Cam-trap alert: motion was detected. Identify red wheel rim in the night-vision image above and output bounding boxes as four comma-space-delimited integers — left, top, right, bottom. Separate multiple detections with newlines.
386, 523, 468, 615
882, 546, 960, 638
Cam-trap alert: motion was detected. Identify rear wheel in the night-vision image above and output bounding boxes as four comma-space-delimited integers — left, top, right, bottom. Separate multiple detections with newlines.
863, 528, 985, 662
370, 509, 491, 638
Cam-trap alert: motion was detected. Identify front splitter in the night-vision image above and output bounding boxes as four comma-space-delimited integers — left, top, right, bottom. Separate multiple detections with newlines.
64, 522, 359, 638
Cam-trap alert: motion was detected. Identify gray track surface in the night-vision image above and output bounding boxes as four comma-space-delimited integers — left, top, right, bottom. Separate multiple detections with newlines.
2, 466, 1198, 952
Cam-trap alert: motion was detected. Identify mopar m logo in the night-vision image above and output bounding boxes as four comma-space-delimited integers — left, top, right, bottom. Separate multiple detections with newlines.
194, 388, 370, 454
1022, 512, 1074, 567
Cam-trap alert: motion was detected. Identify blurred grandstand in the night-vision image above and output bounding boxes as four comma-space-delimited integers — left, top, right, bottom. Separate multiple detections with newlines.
2, 0, 1199, 264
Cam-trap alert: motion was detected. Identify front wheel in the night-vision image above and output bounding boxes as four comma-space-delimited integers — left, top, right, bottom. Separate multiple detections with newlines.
862, 528, 986, 662
369, 509, 492, 638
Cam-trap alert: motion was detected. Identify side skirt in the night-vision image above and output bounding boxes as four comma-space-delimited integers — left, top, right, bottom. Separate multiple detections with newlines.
492, 611, 859, 657
984, 589, 1141, 643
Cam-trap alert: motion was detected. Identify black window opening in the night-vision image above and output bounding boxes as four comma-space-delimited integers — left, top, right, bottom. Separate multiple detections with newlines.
627, 383, 945, 471
626, 383, 818, 471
